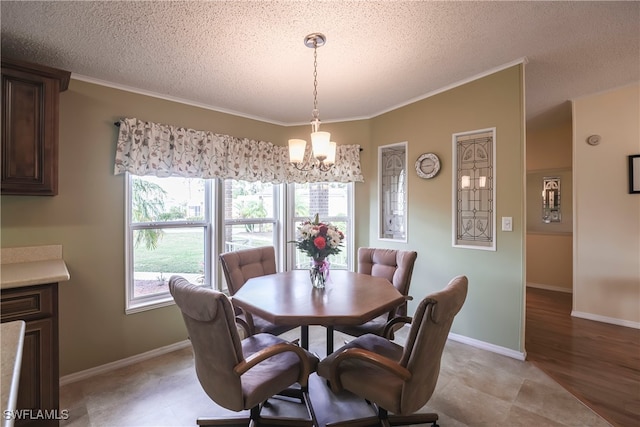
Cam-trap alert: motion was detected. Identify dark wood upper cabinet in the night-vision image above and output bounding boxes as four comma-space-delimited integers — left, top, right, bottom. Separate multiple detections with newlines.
1, 58, 70, 196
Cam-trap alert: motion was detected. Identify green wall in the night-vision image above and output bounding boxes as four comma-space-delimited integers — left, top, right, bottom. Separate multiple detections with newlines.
0, 65, 525, 376
368, 65, 525, 350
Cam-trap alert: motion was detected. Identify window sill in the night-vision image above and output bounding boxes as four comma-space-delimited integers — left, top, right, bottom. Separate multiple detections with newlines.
126, 295, 175, 314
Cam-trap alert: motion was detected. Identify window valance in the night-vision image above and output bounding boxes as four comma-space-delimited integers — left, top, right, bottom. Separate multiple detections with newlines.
114, 118, 363, 183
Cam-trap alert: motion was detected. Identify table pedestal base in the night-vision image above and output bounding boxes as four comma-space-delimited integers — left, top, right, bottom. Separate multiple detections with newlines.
301, 325, 336, 356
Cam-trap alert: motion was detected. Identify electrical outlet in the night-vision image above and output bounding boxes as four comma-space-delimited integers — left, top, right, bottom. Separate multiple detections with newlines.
502, 217, 513, 232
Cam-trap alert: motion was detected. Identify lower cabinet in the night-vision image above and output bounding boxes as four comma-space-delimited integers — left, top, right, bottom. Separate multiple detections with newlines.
1, 283, 59, 427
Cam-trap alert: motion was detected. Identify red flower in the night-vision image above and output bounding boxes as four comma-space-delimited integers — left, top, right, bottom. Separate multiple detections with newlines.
318, 225, 328, 235
314, 236, 327, 250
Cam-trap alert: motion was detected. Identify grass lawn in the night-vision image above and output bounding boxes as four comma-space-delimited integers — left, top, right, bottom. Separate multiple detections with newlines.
134, 230, 204, 274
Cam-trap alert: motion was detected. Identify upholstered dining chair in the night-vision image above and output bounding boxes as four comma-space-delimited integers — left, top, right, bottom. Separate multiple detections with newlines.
335, 247, 418, 340
169, 276, 319, 427
317, 275, 468, 427
219, 246, 297, 337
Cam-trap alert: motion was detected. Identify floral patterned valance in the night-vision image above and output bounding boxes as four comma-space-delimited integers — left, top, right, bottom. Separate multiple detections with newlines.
114, 118, 363, 183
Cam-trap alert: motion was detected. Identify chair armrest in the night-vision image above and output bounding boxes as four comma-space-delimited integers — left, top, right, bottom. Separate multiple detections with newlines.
328, 347, 411, 393
234, 342, 314, 387
235, 317, 252, 338
386, 295, 414, 323
381, 315, 413, 339
233, 304, 257, 335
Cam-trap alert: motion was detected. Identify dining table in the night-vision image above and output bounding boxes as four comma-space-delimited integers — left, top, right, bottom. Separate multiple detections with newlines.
231, 269, 404, 355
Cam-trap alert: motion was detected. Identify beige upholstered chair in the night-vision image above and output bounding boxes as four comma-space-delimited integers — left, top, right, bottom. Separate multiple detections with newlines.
169, 276, 319, 426
318, 275, 468, 427
335, 247, 418, 339
219, 246, 297, 336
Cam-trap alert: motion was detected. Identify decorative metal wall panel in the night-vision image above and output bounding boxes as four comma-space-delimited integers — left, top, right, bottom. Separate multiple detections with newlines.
379, 142, 407, 241
453, 128, 496, 250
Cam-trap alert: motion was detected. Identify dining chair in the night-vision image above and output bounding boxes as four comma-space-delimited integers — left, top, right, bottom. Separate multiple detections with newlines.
169, 275, 318, 426
317, 275, 468, 427
335, 247, 418, 340
219, 246, 297, 337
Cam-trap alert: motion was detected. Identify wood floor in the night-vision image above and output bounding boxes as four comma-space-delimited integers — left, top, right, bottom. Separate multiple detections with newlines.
525, 287, 640, 427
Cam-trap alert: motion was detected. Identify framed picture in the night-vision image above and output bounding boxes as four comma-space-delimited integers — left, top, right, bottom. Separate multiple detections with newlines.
378, 141, 408, 242
630, 155, 640, 194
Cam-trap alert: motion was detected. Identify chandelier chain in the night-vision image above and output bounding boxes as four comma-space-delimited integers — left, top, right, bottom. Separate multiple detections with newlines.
312, 42, 319, 120
289, 32, 334, 173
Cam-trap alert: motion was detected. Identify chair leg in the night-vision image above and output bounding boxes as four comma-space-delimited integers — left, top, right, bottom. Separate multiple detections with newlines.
376, 404, 439, 427
196, 415, 251, 426
386, 413, 439, 426
377, 407, 391, 427
325, 417, 382, 427
275, 385, 306, 404
251, 390, 316, 427
250, 405, 261, 424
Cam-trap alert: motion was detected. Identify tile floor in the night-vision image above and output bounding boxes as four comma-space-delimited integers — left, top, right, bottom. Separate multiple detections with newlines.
60, 326, 610, 426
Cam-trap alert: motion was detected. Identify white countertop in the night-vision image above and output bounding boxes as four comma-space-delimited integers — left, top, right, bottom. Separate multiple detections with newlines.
1, 245, 70, 289
1, 259, 70, 289
1, 321, 25, 427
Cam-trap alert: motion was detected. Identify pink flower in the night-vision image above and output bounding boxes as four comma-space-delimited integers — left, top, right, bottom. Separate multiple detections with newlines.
314, 236, 327, 250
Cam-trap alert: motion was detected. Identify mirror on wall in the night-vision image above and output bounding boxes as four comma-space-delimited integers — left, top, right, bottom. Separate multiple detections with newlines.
526, 168, 572, 233
542, 177, 561, 223
379, 141, 407, 242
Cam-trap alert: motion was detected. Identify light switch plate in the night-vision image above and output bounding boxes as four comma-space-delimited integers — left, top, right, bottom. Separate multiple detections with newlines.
502, 217, 513, 232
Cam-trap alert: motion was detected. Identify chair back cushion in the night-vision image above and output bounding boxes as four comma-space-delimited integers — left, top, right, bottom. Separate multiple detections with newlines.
399, 275, 468, 414
169, 276, 246, 411
219, 246, 277, 295
358, 248, 417, 316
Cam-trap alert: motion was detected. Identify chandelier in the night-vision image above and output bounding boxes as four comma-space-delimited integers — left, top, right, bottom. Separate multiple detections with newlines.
288, 33, 337, 172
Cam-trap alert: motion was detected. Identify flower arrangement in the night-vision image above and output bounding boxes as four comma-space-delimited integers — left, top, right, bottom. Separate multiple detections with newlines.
292, 213, 344, 261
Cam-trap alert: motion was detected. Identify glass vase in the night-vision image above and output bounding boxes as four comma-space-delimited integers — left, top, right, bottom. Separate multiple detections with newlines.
310, 258, 328, 289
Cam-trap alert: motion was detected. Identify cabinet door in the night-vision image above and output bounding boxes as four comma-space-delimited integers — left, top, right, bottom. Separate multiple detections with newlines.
16, 317, 59, 427
1, 65, 61, 195
1, 283, 59, 427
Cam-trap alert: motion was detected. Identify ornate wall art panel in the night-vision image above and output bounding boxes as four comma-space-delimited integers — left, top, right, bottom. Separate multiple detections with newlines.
452, 128, 496, 250
379, 142, 407, 242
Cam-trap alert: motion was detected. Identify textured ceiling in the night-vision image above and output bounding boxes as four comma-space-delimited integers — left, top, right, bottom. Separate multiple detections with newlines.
1, 1, 638, 129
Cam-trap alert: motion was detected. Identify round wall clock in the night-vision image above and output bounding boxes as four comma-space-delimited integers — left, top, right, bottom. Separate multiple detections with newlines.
415, 153, 440, 179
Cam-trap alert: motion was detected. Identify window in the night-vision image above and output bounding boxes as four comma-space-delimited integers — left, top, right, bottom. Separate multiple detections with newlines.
126, 176, 353, 312
221, 179, 281, 279
126, 175, 210, 313
288, 182, 353, 271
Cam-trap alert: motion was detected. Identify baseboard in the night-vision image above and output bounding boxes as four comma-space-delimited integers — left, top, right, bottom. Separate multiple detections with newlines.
447, 332, 526, 361
61, 329, 530, 386
526, 282, 572, 293
60, 340, 192, 386
571, 310, 640, 330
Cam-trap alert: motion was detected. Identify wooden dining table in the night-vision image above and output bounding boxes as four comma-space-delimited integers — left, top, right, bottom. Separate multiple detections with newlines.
232, 269, 404, 355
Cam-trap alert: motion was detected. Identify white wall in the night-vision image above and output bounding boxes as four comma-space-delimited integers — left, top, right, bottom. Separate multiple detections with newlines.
572, 83, 640, 327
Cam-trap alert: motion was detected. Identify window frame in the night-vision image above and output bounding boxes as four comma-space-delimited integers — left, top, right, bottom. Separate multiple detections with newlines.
286, 182, 355, 272
219, 179, 282, 291
124, 175, 354, 313
124, 173, 212, 314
